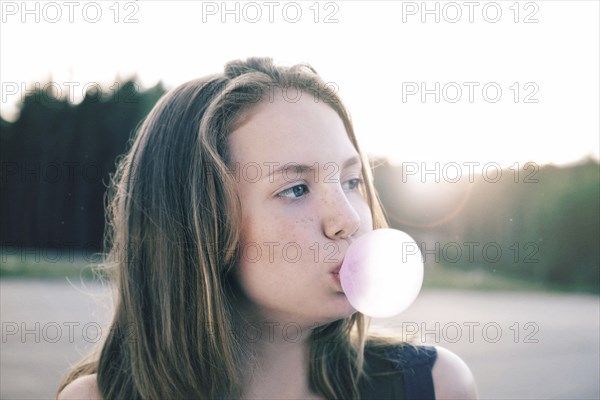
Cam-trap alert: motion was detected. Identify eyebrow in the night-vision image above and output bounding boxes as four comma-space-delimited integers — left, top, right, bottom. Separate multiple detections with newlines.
263, 155, 362, 181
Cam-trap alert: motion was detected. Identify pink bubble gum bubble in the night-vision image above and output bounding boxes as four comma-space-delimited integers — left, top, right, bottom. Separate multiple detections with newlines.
339, 228, 424, 318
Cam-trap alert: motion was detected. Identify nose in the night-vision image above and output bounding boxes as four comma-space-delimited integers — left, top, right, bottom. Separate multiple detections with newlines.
321, 186, 361, 240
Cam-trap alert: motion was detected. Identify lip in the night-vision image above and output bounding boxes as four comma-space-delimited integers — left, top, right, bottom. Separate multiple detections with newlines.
329, 263, 342, 275
330, 262, 343, 287
330, 270, 342, 286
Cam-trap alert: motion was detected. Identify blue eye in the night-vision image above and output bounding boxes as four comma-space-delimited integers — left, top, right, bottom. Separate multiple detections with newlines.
278, 184, 309, 199
343, 178, 362, 191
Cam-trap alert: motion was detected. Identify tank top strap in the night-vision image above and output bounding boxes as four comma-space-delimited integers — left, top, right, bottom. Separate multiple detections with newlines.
359, 343, 437, 399
384, 344, 438, 400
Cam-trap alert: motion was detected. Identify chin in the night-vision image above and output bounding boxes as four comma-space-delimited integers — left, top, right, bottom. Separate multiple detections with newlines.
317, 298, 357, 324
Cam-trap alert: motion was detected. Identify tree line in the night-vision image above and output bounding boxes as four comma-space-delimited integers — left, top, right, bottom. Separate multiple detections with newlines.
1, 80, 598, 291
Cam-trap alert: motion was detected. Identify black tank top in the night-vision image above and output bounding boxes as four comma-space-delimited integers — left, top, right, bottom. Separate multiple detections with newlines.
358, 344, 437, 400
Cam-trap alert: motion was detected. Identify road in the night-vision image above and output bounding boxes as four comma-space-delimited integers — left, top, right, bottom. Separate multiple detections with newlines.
1, 279, 598, 399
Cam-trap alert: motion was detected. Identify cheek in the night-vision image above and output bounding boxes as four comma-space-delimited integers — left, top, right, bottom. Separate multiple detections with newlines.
242, 212, 296, 247
234, 214, 296, 278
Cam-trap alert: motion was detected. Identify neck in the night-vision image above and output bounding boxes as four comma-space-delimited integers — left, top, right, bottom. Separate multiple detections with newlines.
237, 324, 324, 399
231, 305, 323, 399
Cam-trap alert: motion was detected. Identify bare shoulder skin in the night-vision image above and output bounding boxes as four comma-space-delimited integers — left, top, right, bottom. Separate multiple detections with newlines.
432, 346, 479, 399
58, 374, 101, 400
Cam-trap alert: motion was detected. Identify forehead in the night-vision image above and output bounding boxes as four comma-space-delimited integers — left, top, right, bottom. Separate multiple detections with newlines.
227, 92, 357, 167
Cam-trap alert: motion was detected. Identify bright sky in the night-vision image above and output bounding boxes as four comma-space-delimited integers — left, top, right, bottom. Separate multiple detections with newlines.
1, 0, 598, 169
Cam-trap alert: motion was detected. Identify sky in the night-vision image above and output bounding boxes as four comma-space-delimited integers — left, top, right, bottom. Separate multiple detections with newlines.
1, 0, 599, 170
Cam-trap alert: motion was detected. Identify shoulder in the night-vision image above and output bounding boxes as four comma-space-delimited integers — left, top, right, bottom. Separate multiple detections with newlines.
58, 374, 102, 400
431, 346, 478, 399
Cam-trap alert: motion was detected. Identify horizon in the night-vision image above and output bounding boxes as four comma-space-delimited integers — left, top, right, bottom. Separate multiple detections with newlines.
2, 76, 598, 170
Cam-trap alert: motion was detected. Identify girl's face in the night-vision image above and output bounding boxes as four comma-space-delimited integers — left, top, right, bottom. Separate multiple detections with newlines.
228, 91, 373, 328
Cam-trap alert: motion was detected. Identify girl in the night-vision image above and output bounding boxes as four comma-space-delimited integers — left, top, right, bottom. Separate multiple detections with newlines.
58, 58, 477, 399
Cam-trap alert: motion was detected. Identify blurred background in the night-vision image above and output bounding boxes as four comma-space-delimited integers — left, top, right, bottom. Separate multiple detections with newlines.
1, 1, 598, 399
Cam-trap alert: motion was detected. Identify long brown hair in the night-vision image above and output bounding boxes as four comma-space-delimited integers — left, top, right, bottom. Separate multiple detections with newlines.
58, 57, 392, 399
